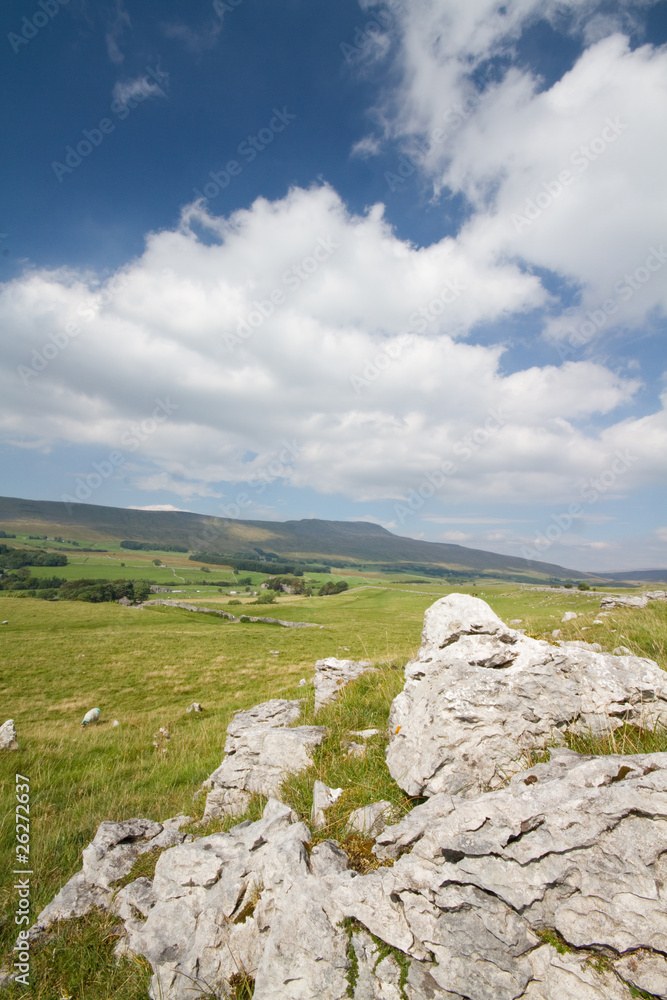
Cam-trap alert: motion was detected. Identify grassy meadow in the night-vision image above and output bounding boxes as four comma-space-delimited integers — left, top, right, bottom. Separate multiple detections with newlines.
0, 553, 666, 998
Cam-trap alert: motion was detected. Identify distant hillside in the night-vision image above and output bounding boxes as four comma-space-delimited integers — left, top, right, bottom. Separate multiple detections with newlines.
602, 569, 667, 583
0, 495, 593, 582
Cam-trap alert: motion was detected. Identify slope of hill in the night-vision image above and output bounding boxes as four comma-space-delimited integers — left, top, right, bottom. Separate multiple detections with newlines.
0, 495, 592, 581
601, 569, 667, 583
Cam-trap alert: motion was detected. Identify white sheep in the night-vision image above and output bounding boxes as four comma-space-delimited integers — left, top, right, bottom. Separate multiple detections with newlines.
81, 707, 101, 726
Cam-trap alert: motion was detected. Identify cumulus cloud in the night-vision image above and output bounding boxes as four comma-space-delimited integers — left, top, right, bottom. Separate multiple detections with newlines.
1, 183, 663, 512
368, 1, 667, 339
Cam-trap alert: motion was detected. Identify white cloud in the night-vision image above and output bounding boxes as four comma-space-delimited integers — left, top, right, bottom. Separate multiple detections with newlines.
1, 183, 663, 512
351, 135, 383, 158
370, 1, 667, 338
127, 504, 191, 511
112, 75, 167, 107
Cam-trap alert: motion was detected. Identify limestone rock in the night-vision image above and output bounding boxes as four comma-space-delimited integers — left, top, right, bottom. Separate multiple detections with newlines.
558, 638, 602, 651
185, 702, 202, 713
0, 719, 18, 750
81, 818, 164, 890
314, 657, 373, 711
561, 611, 578, 622
386, 594, 667, 798
346, 801, 394, 838
600, 590, 667, 609
309, 840, 349, 877
29, 752, 667, 1000
311, 780, 343, 830
366, 749, 667, 999
614, 950, 667, 997
31, 817, 185, 936
202, 699, 326, 819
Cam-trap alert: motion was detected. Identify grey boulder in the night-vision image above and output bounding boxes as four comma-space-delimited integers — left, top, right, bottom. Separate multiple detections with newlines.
0, 719, 18, 750
600, 590, 667, 609
202, 699, 326, 820
31, 817, 186, 936
365, 748, 667, 999
386, 593, 667, 798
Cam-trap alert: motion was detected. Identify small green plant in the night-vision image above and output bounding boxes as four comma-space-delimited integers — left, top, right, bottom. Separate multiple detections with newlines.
628, 985, 654, 999
344, 921, 359, 998
537, 928, 571, 954
341, 917, 411, 999
226, 971, 255, 999
585, 952, 612, 974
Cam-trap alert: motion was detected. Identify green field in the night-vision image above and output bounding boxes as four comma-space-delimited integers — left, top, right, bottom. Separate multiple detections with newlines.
0, 576, 665, 998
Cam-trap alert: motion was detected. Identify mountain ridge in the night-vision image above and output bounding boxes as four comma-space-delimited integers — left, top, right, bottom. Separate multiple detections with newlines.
0, 494, 594, 581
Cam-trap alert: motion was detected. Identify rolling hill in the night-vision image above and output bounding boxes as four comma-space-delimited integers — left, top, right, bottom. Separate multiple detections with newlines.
0, 495, 594, 582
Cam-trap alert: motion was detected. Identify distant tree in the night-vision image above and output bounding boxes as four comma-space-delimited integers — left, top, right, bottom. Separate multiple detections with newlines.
253, 592, 276, 604
318, 580, 349, 596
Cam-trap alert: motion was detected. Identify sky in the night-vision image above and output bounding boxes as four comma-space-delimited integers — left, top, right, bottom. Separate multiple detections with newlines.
1, 0, 666, 573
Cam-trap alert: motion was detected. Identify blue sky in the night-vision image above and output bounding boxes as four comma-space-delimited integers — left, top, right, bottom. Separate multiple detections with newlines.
1, 0, 666, 572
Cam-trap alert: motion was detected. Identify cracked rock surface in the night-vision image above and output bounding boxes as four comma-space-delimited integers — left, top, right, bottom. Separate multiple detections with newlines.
600, 590, 667, 609
28, 750, 667, 1000
202, 699, 326, 820
20, 598, 667, 999
367, 748, 667, 999
314, 657, 374, 712
386, 593, 667, 798
31, 818, 187, 937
